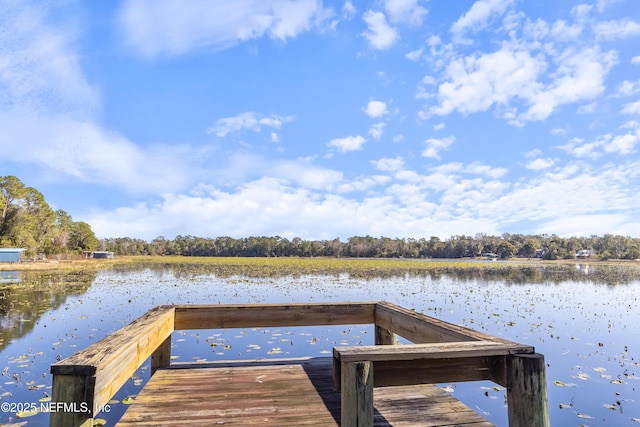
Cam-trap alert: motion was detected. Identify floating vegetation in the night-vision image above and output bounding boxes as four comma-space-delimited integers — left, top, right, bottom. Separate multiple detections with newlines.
1, 258, 640, 426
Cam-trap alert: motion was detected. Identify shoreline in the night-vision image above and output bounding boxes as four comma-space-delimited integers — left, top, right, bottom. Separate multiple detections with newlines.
1, 255, 637, 273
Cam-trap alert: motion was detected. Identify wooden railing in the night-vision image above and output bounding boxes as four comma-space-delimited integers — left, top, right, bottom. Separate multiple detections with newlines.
50, 301, 549, 427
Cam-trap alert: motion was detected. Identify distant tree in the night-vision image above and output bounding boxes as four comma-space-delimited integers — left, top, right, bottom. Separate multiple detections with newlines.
518, 239, 539, 258
0, 176, 78, 256
67, 221, 98, 252
623, 245, 640, 260
497, 242, 517, 259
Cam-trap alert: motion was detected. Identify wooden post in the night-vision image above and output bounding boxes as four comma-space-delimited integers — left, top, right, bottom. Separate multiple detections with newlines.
50, 374, 95, 427
506, 353, 550, 427
151, 335, 172, 375
341, 361, 373, 427
374, 325, 397, 345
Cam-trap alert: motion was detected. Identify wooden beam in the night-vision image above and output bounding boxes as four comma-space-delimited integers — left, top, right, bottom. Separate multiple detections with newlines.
374, 302, 480, 343
374, 325, 397, 345
174, 302, 375, 330
333, 341, 533, 390
341, 361, 373, 427
151, 335, 172, 375
49, 374, 95, 427
373, 356, 496, 387
506, 353, 550, 427
50, 305, 175, 426
375, 302, 526, 345
335, 341, 534, 363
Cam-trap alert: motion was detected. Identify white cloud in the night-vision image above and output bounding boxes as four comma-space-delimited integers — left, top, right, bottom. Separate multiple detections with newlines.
519, 46, 617, 122
622, 101, 640, 115
372, 157, 404, 171
382, 0, 428, 26
117, 0, 334, 57
596, 0, 623, 13
362, 10, 399, 50
604, 132, 638, 155
618, 80, 640, 96
368, 122, 386, 140
633, 56, 640, 64
535, 214, 640, 238
208, 112, 294, 137
0, 1, 191, 194
405, 47, 423, 61
343, 1, 356, 19
336, 175, 390, 193
0, 2, 99, 117
465, 162, 508, 179
451, 0, 514, 41
364, 99, 388, 118
84, 157, 640, 241
549, 19, 583, 41
526, 158, 556, 171
270, 159, 344, 190
0, 113, 191, 193
422, 136, 454, 159
433, 122, 446, 131
328, 135, 367, 152
430, 48, 546, 116
557, 125, 639, 157
594, 19, 640, 40
428, 45, 617, 126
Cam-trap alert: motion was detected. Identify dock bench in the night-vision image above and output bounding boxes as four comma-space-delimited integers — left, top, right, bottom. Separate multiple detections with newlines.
333, 341, 548, 427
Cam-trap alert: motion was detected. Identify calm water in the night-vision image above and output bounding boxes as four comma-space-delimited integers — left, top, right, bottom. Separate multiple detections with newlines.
1, 264, 639, 426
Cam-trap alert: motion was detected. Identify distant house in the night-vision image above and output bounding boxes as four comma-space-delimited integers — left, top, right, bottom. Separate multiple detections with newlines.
0, 248, 25, 263
535, 249, 545, 258
576, 249, 593, 258
92, 251, 114, 259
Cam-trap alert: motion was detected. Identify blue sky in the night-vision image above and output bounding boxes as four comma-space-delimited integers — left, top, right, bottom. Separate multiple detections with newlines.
1, 0, 639, 241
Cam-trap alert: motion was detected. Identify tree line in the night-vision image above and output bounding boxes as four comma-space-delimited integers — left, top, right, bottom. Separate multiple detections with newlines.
3, 175, 639, 261
99, 233, 640, 261
0, 176, 98, 257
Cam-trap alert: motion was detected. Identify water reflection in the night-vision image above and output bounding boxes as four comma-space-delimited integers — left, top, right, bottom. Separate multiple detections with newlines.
0, 271, 96, 352
0, 271, 20, 284
0, 263, 638, 426
109, 260, 640, 285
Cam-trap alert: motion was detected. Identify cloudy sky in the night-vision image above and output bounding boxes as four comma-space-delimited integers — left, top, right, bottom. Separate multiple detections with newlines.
1, 0, 639, 241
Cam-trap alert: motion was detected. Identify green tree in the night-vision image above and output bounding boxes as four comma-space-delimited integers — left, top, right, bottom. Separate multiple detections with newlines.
68, 221, 98, 252
497, 242, 517, 259
0, 176, 98, 255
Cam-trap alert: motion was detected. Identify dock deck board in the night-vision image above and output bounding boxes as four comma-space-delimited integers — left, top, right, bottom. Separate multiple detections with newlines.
116, 358, 494, 427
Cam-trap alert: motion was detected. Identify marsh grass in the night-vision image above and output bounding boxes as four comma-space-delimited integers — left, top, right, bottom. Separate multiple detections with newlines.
4, 256, 640, 282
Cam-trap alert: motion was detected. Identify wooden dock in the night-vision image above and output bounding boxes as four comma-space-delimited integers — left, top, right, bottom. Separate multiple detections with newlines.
116, 358, 494, 426
50, 302, 550, 427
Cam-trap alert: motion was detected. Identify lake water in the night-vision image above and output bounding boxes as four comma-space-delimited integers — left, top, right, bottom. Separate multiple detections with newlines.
1, 263, 639, 426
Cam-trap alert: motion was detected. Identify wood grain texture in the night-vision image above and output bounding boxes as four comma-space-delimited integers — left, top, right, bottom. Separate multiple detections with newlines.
116, 358, 494, 427
174, 302, 376, 330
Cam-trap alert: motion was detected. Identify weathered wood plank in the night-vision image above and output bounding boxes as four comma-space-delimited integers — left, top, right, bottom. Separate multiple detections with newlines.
374, 302, 480, 343
174, 302, 375, 329
374, 325, 397, 345
373, 356, 497, 387
116, 358, 495, 427
341, 361, 373, 427
375, 302, 525, 345
151, 335, 172, 375
507, 353, 550, 427
335, 341, 534, 362
50, 305, 175, 422
49, 374, 95, 427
